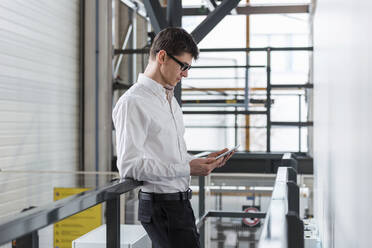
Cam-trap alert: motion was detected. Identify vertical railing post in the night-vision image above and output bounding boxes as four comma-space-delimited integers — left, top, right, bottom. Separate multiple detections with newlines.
285, 164, 304, 248
106, 196, 120, 248
299, 94, 302, 152
13, 207, 39, 248
266, 47, 272, 152
286, 212, 304, 248
13, 231, 39, 248
287, 181, 300, 215
244, 48, 250, 110
199, 176, 205, 248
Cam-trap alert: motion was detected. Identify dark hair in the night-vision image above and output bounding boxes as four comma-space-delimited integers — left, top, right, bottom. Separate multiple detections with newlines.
149, 27, 199, 60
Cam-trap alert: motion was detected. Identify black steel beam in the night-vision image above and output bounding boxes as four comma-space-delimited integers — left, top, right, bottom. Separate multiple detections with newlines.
271, 83, 313, 89
191, 0, 240, 44
183, 110, 267, 115
166, 0, 182, 27
114, 46, 313, 55
165, 0, 183, 105
271, 121, 313, 127
143, 0, 167, 34
200, 47, 314, 52
237, 4, 310, 15
184, 125, 266, 129
180, 4, 310, 16
183, 99, 244, 104
188, 152, 313, 174
207, 211, 266, 219
182, 99, 270, 104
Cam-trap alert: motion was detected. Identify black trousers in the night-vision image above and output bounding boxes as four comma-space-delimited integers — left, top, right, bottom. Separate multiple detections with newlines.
138, 198, 200, 248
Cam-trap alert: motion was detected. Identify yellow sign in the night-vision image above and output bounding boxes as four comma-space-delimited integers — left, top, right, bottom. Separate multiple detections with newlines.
53, 188, 102, 248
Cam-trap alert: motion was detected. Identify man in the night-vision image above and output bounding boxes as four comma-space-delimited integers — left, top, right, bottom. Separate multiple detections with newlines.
112, 27, 234, 248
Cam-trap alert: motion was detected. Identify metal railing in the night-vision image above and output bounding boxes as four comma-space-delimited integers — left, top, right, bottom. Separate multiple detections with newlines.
258, 159, 304, 248
0, 178, 142, 248
0, 153, 303, 248
196, 153, 304, 248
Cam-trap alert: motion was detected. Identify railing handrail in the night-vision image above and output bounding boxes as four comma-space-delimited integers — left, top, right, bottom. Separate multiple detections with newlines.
258, 166, 289, 248
0, 178, 142, 245
258, 153, 304, 248
196, 164, 302, 248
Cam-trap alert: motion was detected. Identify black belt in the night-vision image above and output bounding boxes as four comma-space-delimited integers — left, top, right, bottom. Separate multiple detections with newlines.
139, 189, 192, 202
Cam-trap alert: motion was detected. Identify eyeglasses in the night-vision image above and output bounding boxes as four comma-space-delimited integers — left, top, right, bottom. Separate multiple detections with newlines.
167, 53, 192, 71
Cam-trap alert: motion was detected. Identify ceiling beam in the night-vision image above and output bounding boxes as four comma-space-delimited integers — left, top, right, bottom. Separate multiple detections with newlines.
191, 0, 240, 44
143, 0, 167, 34
166, 0, 182, 27
177, 4, 310, 16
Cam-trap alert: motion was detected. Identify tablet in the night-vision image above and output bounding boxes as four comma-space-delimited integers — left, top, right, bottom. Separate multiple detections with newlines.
215, 145, 240, 159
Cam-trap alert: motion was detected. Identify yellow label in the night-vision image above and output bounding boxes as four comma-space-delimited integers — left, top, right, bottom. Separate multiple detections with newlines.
53, 188, 102, 248
226, 99, 237, 104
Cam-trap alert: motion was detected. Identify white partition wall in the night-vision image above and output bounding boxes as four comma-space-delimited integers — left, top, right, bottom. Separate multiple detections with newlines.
314, 0, 372, 247
0, 0, 80, 219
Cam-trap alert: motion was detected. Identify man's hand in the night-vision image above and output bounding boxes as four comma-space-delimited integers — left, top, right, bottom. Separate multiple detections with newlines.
189, 157, 224, 176
207, 148, 235, 167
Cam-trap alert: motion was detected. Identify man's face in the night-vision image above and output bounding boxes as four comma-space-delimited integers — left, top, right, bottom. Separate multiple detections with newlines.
159, 51, 193, 87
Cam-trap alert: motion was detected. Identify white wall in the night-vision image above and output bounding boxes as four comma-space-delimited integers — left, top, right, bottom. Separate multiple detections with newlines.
314, 0, 372, 247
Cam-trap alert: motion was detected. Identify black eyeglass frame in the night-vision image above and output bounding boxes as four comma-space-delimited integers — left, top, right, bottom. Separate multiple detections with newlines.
154, 49, 191, 71
154, 50, 192, 71
166, 53, 191, 71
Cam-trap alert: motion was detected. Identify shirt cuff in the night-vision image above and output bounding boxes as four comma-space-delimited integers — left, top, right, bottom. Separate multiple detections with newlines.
173, 162, 190, 177
186, 152, 195, 162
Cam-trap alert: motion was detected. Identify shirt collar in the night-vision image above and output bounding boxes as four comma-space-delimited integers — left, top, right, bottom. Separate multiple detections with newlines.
137, 73, 168, 103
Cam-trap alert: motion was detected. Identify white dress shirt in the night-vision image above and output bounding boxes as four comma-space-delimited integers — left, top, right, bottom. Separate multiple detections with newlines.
112, 74, 194, 193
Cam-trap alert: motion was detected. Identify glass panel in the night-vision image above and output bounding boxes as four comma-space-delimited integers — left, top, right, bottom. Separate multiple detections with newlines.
271, 92, 307, 122
301, 127, 309, 152
0, 172, 117, 223
271, 127, 308, 152
271, 51, 310, 85
204, 174, 276, 248
250, 14, 310, 47
248, 115, 267, 152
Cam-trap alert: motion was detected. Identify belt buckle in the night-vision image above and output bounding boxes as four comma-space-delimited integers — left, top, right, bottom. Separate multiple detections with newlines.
186, 188, 192, 200
180, 192, 187, 201
182, 188, 192, 200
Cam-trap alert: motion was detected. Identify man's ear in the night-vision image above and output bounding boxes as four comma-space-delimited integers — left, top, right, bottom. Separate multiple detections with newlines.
156, 50, 166, 65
